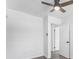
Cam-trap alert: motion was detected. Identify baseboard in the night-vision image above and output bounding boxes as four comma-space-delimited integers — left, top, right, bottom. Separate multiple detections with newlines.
32, 56, 47, 59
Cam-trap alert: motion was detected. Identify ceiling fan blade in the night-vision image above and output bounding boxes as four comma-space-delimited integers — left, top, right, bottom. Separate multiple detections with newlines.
41, 1, 53, 6
60, 0, 73, 7
60, 8, 66, 13
50, 8, 54, 12
54, 0, 60, 4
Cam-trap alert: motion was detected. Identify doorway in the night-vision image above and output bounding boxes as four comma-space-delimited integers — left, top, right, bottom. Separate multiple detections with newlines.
48, 23, 71, 59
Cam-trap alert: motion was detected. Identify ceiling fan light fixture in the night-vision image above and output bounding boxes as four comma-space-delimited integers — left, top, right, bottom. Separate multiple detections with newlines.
41, 0, 73, 13
54, 6, 60, 11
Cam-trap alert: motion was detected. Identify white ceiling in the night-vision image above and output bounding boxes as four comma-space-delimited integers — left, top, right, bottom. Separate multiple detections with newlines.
7, 0, 73, 18
7, 0, 48, 17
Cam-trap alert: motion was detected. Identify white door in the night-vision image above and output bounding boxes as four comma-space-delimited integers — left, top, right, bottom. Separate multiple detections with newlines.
60, 24, 70, 58
51, 27, 60, 51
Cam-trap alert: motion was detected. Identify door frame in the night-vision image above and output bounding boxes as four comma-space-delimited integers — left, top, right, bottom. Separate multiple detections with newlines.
48, 23, 71, 59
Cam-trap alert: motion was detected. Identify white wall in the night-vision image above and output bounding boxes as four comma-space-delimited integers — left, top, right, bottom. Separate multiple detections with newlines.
43, 16, 48, 58
6, 9, 44, 59
48, 23, 52, 58
48, 16, 62, 25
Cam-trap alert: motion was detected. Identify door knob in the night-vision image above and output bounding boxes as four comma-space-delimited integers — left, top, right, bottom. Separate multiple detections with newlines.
66, 41, 70, 43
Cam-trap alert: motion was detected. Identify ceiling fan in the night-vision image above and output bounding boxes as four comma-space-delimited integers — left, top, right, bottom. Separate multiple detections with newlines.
41, 0, 73, 13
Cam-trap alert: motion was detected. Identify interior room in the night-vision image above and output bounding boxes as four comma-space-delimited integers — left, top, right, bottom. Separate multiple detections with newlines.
6, 0, 73, 59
